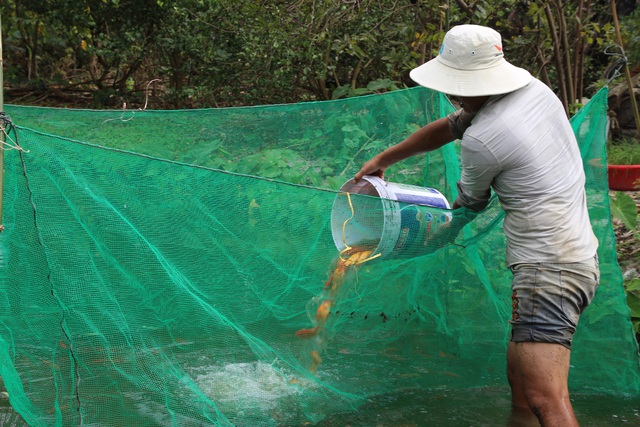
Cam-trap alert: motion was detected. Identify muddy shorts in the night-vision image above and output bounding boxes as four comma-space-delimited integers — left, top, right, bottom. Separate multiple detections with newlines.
509, 255, 600, 350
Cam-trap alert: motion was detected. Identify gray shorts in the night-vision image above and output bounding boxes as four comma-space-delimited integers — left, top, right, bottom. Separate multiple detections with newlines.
509, 255, 600, 350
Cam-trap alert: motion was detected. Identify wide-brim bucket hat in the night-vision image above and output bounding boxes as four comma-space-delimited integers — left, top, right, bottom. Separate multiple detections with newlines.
410, 25, 532, 97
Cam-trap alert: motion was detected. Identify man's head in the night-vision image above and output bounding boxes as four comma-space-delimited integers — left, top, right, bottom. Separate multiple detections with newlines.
410, 25, 531, 97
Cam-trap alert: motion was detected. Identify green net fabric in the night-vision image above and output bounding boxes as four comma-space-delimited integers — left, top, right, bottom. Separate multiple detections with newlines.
1, 86, 638, 426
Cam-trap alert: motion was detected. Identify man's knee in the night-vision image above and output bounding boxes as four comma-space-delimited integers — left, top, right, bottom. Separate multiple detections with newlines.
524, 388, 556, 415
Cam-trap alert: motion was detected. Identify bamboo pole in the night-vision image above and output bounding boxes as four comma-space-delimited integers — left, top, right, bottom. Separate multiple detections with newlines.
611, 0, 640, 139
0, 10, 5, 231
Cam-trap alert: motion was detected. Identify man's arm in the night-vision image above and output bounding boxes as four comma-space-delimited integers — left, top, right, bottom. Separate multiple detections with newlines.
425, 200, 486, 251
354, 117, 455, 182
429, 147, 496, 249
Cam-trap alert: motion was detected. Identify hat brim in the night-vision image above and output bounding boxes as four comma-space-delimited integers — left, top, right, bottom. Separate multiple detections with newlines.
409, 57, 532, 97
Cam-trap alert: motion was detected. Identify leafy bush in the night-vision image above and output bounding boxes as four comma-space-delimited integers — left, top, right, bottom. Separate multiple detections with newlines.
625, 278, 640, 338
1, 0, 632, 110
608, 137, 640, 165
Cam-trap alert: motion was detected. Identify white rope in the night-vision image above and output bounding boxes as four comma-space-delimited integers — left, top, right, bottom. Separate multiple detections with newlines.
101, 78, 162, 125
0, 115, 28, 153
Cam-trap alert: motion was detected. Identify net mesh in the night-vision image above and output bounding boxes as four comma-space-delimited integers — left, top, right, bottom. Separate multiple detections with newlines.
0, 86, 638, 426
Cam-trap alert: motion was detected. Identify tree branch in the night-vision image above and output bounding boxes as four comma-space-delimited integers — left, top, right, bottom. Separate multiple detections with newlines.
544, 3, 569, 116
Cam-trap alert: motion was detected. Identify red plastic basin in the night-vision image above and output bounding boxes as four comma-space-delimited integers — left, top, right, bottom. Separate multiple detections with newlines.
608, 164, 640, 191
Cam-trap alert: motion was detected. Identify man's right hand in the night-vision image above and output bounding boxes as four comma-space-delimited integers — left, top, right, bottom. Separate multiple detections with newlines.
354, 156, 387, 182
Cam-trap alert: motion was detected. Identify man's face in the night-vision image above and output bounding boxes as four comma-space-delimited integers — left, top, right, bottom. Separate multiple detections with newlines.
449, 95, 490, 113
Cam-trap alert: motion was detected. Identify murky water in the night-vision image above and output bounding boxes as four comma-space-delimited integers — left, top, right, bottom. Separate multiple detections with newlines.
0, 326, 636, 426
0, 368, 637, 427
314, 388, 640, 426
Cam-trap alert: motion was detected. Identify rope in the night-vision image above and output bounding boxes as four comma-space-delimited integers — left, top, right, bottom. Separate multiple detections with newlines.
0, 112, 28, 153
604, 44, 627, 85
101, 79, 162, 125
9, 112, 82, 423
338, 191, 381, 264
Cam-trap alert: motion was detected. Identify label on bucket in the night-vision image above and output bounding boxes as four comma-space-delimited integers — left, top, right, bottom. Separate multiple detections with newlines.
385, 182, 450, 209
392, 205, 451, 258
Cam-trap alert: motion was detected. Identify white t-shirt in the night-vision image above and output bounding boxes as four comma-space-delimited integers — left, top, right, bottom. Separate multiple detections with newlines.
453, 78, 598, 266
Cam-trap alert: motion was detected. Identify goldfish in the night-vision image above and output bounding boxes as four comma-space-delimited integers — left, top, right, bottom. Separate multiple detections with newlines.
310, 350, 322, 373
295, 243, 380, 373
315, 300, 332, 325
295, 326, 319, 338
343, 249, 374, 266
324, 259, 347, 291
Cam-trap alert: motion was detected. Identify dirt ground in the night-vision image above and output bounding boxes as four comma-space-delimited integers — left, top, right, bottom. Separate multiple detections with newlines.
612, 191, 640, 279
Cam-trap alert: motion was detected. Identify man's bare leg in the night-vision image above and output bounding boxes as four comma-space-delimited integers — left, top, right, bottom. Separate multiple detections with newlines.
507, 341, 539, 426
506, 341, 579, 427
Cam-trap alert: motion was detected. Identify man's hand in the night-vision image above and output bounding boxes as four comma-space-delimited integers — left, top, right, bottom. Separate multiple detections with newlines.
424, 215, 468, 253
354, 156, 387, 182
427, 221, 459, 247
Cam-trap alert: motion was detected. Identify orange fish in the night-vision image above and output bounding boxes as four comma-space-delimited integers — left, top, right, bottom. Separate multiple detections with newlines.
315, 300, 332, 324
295, 326, 319, 338
324, 260, 347, 291
297, 249, 376, 341
310, 350, 322, 373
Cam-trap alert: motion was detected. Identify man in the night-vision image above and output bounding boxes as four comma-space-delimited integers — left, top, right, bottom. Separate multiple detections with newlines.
354, 25, 599, 426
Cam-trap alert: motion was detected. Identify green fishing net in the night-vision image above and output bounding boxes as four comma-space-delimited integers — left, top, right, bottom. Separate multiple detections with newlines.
0, 86, 637, 426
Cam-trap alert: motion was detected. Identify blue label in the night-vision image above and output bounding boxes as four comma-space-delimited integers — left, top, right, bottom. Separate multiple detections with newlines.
393, 206, 421, 254
394, 192, 448, 208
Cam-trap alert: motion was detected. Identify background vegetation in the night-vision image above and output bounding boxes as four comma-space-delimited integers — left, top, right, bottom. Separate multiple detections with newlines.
1, 0, 639, 342
0, 0, 638, 113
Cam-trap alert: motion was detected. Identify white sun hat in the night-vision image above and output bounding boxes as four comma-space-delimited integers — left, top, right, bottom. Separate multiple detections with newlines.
409, 25, 532, 97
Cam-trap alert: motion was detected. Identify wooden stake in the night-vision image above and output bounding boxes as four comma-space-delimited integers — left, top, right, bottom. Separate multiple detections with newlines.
0, 11, 5, 231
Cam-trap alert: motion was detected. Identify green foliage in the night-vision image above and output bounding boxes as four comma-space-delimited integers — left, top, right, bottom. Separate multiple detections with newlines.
608, 137, 640, 165
610, 190, 640, 341
235, 149, 309, 183
611, 191, 639, 229
610, 191, 639, 238
3, 0, 629, 109
621, 7, 640, 66
625, 278, 640, 335
332, 79, 401, 100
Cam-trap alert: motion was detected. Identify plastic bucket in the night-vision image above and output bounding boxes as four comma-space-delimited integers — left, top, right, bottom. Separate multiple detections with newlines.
331, 176, 452, 260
